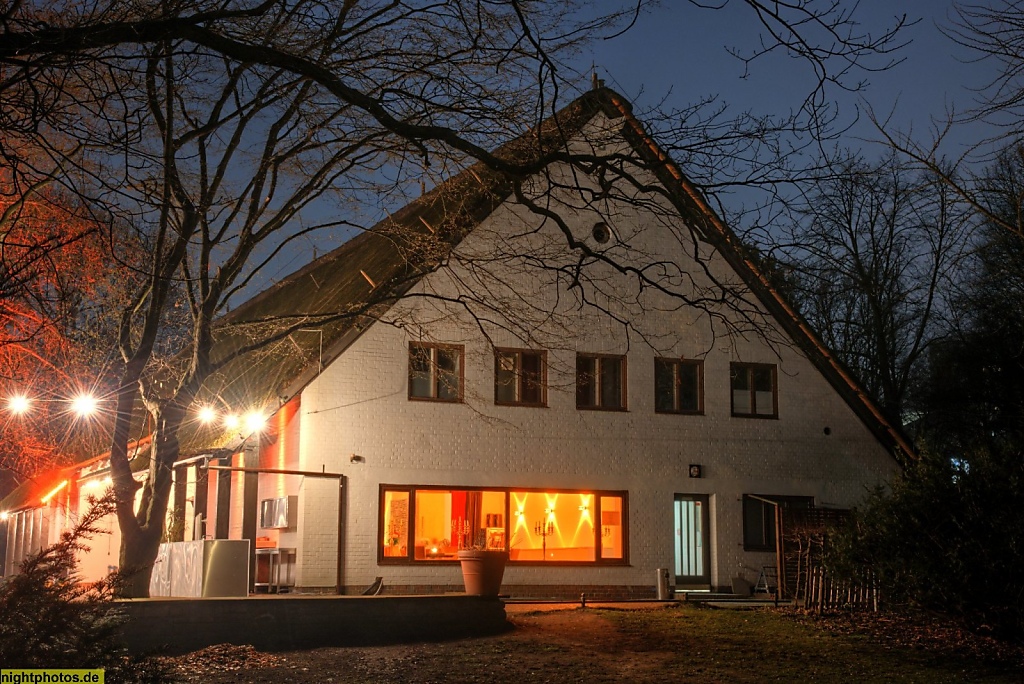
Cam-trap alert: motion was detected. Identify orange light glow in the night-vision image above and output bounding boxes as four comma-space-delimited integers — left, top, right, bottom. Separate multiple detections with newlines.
571, 494, 595, 548
41, 480, 69, 504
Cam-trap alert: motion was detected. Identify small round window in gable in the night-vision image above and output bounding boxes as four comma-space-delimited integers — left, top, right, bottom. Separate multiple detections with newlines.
591, 222, 612, 244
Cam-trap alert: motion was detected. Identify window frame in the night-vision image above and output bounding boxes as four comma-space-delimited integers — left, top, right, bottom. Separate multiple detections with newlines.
742, 494, 814, 551
494, 348, 547, 407
408, 342, 464, 403
654, 357, 704, 415
377, 484, 629, 566
576, 353, 627, 411
730, 362, 778, 418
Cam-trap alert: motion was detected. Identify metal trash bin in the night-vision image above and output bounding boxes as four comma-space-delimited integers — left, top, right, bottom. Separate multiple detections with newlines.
656, 567, 673, 600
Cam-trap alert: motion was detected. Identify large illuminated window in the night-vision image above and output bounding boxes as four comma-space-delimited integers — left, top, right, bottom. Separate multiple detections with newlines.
379, 485, 627, 564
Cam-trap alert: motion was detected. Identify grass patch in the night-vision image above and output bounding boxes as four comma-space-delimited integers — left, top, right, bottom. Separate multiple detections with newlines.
604, 605, 1019, 683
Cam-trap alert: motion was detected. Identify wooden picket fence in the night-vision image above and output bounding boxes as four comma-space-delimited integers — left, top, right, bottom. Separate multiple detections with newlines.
778, 507, 879, 614
803, 565, 879, 613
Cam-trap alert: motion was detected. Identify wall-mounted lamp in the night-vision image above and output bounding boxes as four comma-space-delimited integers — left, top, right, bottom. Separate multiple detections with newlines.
350, 454, 365, 464
688, 464, 702, 479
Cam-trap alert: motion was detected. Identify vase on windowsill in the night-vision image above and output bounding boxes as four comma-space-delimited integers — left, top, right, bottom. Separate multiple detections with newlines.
457, 549, 508, 597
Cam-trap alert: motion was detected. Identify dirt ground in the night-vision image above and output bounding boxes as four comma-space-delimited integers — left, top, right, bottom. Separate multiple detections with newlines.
161, 602, 1024, 684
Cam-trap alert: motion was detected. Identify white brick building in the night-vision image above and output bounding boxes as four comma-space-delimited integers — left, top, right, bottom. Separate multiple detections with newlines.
2, 89, 909, 598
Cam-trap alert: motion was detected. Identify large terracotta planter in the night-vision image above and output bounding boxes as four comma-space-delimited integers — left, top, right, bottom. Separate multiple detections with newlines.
457, 549, 508, 596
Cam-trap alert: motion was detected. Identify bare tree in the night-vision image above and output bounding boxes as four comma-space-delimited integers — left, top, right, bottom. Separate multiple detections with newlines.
875, 0, 1024, 242
0, 0, 910, 596
767, 153, 971, 423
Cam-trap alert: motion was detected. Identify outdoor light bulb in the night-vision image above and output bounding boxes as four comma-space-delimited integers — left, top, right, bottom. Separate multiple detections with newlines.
197, 406, 217, 423
0, 511, 8, 521
7, 394, 30, 414
244, 411, 266, 434
223, 414, 240, 430
71, 393, 98, 418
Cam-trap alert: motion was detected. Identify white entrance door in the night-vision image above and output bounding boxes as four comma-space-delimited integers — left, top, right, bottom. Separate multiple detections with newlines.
674, 494, 709, 584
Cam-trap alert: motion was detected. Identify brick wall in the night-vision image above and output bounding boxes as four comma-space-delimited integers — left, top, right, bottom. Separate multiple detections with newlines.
290, 117, 900, 594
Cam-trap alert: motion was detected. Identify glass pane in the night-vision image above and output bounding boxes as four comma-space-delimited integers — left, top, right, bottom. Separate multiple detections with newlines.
600, 357, 623, 409
382, 490, 409, 558
576, 356, 597, 407
679, 363, 700, 412
520, 352, 542, 404
481, 491, 507, 550
743, 497, 766, 549
731, 366, 750, 391
654, 359, 676, 412
753, 367, 773, 392
409, 346, 432, 397
413, 489, 506, 560
600, 496, 624, 560
509, 491, 596, 562
495, 352, 517, 403
436, 348, 460, 401
414, 490, 454, 560
753, 367, 774, 415
732, 366, 751, 414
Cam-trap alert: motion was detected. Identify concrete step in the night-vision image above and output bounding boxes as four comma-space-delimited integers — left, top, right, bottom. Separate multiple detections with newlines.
680, 591, 779, 603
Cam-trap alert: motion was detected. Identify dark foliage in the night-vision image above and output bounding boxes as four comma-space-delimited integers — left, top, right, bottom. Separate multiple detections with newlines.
0, 496, 171, 681
830, 449, 1024, 639
827, 180, 1024, 640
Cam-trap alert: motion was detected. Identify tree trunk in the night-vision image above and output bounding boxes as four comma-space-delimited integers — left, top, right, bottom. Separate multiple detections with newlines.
116, 402, 187, 598
118, 522, 165, 598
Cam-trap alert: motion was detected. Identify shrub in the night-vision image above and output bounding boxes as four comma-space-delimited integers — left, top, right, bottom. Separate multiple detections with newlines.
828, 448, 1024, 640
0, 496, 171, 682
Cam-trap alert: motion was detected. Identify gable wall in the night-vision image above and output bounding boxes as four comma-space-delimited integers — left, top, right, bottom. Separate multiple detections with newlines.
293, 137, 899, 592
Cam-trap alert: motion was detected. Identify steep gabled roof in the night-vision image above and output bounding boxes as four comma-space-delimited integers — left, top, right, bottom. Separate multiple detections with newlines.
181, 86, 916, 463
2, 87, 912, 513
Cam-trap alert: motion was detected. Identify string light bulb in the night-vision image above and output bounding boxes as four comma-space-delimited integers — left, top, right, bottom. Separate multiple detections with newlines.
70, 393, 98, 418
6, 395, 30, 414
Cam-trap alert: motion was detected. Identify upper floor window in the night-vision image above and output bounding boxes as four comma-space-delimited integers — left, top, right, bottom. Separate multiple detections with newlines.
731, 363, 777, 418
409, 343, 463, 402
576, 354, 626, 410
654, 358, 703, 414
495, 349, 546, 406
